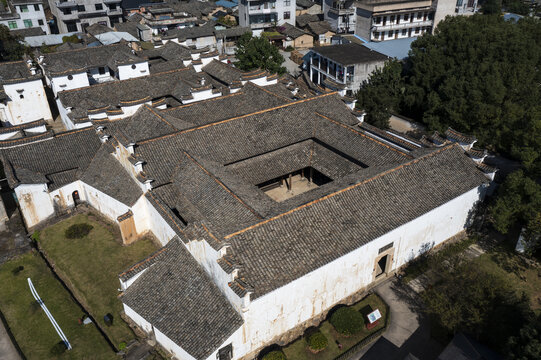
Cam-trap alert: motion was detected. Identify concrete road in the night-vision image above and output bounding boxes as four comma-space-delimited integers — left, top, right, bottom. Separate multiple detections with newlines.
279, 50, 301, 76
0, 317, 22, 360
354, 279, 443, 360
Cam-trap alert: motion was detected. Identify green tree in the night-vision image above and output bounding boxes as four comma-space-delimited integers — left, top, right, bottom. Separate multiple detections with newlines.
0, 25, 29, 61
490, 171, 541, 236
235, 33, 286, 75
507, 315, 541, 360
481, 0, 502, 14
356, 59, 405, 128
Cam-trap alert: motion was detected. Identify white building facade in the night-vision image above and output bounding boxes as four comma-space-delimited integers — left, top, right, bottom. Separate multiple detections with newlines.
239, 0, 296, 33
0, 0, 49, 34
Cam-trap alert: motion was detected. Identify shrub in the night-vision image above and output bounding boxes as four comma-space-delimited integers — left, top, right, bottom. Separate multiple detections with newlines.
262, 350, 286, 360
118, 342, 127, 351
50, 341, 67, 355
65, 223, 93, 239
285, 46, 294, 52
330, 307, 364, 336
31, 231, 40, 242
306, 330, 328, 351
11, 265, 24, 275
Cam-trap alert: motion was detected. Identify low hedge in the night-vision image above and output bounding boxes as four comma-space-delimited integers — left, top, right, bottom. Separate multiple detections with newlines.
262, 350, 286, 360
65, 223, 93, 239
330, 307, 364, 336
306, 330, 328, 351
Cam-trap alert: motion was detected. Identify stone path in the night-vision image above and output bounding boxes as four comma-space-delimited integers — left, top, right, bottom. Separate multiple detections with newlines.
0, 317, 21, 360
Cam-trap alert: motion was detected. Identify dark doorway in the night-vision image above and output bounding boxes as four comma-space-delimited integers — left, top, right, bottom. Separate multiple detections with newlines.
72, 191, 80, 205
375, 255, 388, 278
218, 344, 233, 360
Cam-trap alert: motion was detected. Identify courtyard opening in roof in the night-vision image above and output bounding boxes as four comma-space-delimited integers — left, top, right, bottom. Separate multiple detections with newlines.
257, 167, 332, 202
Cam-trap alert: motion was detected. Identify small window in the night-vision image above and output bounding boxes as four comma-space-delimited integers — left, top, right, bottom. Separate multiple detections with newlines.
38, 19, 44, 26
284, 11, 290, 20
98, 67, 106, 75
95, 3, 103, 10
23, 19, 33, 28
284, 0, 290, 6
131, 64, 136, 69
77, 5, 85, 11
34, 4, 40, 11
66, 21, 77, 31
403, 14, 409, 21
8, 21, 17, 29
375, 16, 381, 24
63, 8, 72, 14
388, 30, 392, 37
109, 4, 117, 10
67, 74, 73, 80
417, 12, 422, 19
415, 27, 420, 34
401, 29, 407, 35
19, 5, 28, 12
19, 94, 24, 99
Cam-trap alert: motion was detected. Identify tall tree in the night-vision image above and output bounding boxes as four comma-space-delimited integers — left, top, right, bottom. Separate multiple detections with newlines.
235, 33, 286, 75
356, 59, 405, 128
0, 25, 29, 61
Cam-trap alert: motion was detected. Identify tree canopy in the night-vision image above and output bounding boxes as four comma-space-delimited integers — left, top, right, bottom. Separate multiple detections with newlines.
0, 25, 29, 61
234, 33, 286, 75
356, 15, 541, 172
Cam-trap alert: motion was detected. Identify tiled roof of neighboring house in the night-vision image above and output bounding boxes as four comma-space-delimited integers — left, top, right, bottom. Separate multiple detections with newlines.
313, 42, 388, 65
11, 27, 45, 38
161, 82, 291, 126
85, 23, 113, 36
0, 60, 38, 85
57, 67, 220, 123
201, 59, 243, 85
95, 32, 139, 45
0, 128, 101, 189
40, 43, 146, 77
296, 13, 320, 28
307, 21, 333, 35
164, 22, 216, 42
80, 145, 142, 206
445, 127, 477, 144
114, 22, 141, 39
121, 237, 243, 360
279, 23, 309, 39
0, 119, 46, 135
214, 26, 250, 38
226, 144, 488, 298
137, 41, 193, 61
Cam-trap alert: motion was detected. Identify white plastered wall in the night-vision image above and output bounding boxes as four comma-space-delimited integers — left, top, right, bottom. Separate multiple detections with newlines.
2, 79, 52, 125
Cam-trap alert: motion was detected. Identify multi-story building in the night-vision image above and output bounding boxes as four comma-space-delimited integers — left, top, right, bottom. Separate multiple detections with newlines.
308, 42, 387, 95
48, 0, 123, 33
238, 0, 296, 33
322, 0, 474, 42
322, 0, 356, 34
0, 0, 49, 34
356, 0, 436, 41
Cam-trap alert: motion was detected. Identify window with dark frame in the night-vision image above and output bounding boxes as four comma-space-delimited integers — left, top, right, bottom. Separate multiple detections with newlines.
95, 3, 103, 10
34, 4, 40, 10
284, 11, 290, 19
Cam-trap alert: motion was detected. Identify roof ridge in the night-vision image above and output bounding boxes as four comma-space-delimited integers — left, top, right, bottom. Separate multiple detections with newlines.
138, 91, 338, 145
251, 81, 293, 102
224, 144, 460, 239
60, 67, 191, 94
315, 112, 412, 158
44, 42, 123, 56
143, 105, 179, 131
161, 91, 242, 112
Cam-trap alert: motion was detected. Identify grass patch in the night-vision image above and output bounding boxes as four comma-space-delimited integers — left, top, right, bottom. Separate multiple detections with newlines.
0, 253, 116, 359
472, 249, 541, 315
282, 294, 387, 360
39, 213, 159, 347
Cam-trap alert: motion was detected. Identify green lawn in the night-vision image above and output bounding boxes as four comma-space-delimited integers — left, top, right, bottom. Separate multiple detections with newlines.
472, 250, 541, 315
0, 253, 116, 359
38, 213, 159, 348
283, 294, 387, 360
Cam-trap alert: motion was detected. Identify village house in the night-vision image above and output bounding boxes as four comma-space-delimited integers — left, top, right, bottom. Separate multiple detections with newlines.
214, 26, 251, 55
0, 60, 53, 126
278, 22, 313, 49
295, 0, 321, 15
0, 0, 49, 34
48, 0, 123, 33
239, 0, 297, 35
308, 42, 388, 95
38, 42, 151, 95
0, 77, 496, 360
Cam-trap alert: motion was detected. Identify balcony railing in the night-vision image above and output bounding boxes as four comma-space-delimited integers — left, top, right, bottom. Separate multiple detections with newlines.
329, 7, 355, 15
55, 1, 77, 8
372, 19, 432, 31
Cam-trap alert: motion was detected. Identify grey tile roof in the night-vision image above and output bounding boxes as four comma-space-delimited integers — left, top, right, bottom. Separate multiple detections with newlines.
161, 82, 291, 126
57, 67, 217, 122
225, 144, 489, 298
138, 41, 193, 62
202, 59, 243, 85
296, 14, 321, 28
279, 23, 309, 39
40, 43, 146, 77
307, 21, 333, 35
165, 22, 216, 42
313, 43, 388, 66
121, 237, 243, 360
0, 60, 37, 85
214, 26, 251, 39
80, 145, 143, 206
0, 128, 101, 189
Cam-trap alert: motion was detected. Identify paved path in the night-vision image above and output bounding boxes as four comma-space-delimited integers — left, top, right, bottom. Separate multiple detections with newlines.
0, 312, 22, 360
353, 280, 443, 360
279, 50, 301, 76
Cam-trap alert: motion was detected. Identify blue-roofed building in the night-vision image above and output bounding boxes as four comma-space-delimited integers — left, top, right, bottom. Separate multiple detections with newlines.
503, 12, 523, 22
216, 0, 238, 9
336, 34, 416, 60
